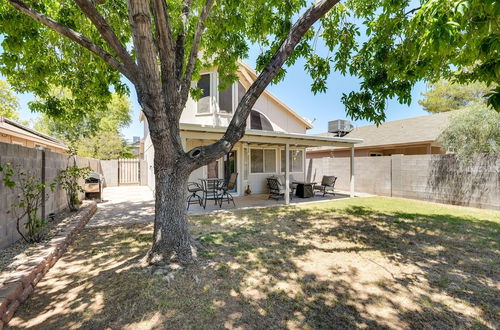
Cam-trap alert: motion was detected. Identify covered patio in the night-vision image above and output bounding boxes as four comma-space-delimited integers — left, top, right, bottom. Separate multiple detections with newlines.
180, 123, 363, 205
186, 191, 354, 215
89, 186, 367, 228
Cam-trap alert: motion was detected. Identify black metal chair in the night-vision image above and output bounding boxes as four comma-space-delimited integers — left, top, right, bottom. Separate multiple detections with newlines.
266, 177, 293, 200
218, 173, 238, 207
199, 178, 223, 209
186, 182, 203, 210
314, 175, 337, 197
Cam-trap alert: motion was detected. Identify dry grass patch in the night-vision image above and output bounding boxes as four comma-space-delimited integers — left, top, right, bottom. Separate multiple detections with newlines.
9, 197, 500, 329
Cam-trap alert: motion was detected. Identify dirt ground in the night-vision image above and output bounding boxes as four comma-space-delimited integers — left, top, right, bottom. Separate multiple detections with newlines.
8, 197, 500, 329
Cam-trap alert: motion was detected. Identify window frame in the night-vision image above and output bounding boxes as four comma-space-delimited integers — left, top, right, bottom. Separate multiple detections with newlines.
280, 148, 304, 173
217, 76, 236, 115
196, 72, 214, 115
250, 147, 277, 174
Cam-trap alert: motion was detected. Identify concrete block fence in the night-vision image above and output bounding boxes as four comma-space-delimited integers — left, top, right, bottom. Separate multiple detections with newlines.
306, 153, 500, 210
0, 142, 139, 249
0, 201, 97, 329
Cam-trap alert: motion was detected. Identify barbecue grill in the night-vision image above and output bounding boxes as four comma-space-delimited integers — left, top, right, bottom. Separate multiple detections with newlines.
84, 172, 103, 201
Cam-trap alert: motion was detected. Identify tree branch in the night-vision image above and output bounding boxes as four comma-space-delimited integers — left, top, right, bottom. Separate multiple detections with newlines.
175, 0, 192, 79
151, 0, 176, 93
186, 0, 341, 168
73, 0, 139, 82
180, 0, 215, 105
127, 0, 162, 116
7, 0, 134, 82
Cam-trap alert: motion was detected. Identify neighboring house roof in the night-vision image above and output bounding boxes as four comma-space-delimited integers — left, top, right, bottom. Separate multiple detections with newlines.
309, 112, 451, 152
237, 61, 313, 129
0, 116, 69, 151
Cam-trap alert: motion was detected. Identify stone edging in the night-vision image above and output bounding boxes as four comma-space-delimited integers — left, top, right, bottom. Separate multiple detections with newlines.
0, 202, 97, 329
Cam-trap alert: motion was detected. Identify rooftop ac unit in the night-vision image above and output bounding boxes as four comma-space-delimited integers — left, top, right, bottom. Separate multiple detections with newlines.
328, 120, 353, 137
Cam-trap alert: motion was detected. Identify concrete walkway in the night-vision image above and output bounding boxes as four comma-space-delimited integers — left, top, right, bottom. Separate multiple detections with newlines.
88, 185, 369, 227
87, 186, 154, 227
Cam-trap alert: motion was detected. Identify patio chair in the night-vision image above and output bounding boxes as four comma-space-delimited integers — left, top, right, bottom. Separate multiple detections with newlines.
218, 173, 238, 207
199, 178, 223, 209
266, 177, 293, 200
186, 182, 203, 210
314, 175, 337, 197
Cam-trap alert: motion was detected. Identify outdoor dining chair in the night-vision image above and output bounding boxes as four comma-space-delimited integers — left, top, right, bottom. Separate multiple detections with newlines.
217, 173, 238, 207
186, 182, 203, 210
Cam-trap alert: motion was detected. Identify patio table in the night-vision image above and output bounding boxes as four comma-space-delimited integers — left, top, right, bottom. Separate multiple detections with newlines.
199, 178, 224, 208
292, 181, 317, 198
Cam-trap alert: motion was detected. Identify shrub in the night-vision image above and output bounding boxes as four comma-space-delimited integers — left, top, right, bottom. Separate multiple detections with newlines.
57, 165, 92, 211
0, 162, 55, 243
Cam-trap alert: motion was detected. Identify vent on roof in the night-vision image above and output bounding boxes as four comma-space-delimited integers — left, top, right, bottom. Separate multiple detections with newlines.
328, 120, 353, 137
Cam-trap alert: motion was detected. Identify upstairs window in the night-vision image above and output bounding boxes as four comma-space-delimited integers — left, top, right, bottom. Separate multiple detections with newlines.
197, 74, 211, 113
219, 84, 232, 113
250, 110, 274, 131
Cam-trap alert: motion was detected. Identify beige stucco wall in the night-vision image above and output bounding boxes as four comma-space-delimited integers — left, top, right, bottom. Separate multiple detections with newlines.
178, 68, 308, 133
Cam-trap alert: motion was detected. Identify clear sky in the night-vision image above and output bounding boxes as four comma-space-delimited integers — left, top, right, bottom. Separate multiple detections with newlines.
2, 32, 430, 140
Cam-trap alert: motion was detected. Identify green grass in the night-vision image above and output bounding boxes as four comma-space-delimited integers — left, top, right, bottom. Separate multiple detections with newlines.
10, 197, 500, 330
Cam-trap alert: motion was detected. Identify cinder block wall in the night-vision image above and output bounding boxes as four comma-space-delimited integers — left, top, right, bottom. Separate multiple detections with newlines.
306, 153, 499, 210
100, 160, 118, 187
0, 142, 103, 249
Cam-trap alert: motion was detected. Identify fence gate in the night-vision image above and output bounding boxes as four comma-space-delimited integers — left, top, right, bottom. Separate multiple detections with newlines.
118, 158, 140, 185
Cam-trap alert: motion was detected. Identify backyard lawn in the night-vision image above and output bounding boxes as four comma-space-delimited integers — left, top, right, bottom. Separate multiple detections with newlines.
9, 197, 500, 329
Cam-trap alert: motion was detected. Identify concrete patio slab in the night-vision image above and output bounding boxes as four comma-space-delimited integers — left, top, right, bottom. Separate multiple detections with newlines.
87, 186, 369, 227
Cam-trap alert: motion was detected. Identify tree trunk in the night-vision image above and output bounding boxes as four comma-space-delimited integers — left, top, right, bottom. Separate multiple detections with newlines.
147, 158, 194, 264
145, 109, 195, 265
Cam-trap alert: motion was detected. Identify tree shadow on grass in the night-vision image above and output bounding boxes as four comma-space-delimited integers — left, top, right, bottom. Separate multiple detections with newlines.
8, 201, 500, 329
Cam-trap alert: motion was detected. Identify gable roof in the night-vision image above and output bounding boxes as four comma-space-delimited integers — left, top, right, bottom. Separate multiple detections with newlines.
0, 116, 68, 151
310, 112, 452, 151
140, 61, 315, 130
236, 61, 313, 129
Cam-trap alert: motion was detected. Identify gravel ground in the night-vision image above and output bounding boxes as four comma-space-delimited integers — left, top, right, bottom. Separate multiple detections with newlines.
0, 205, 85, 284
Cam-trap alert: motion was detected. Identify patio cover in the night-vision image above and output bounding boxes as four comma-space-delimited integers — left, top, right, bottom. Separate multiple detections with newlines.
179, 123, 363, 203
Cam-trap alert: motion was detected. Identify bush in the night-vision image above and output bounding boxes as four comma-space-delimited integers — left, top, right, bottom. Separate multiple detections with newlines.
0, 162, 55, 243
57, 165, 92, 211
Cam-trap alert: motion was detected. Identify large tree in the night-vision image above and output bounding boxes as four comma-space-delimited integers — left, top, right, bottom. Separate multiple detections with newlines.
1, 0, 498, 264
0, 79, 20, 120
419, 80, 492, 113
33, 88, 131, 143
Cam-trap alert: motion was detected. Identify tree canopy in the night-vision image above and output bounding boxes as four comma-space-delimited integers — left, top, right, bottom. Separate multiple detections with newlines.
419, 80, 492, 113
1, 0, 498, 125
1, 0, 498, 263
0, 79, 20, 120
439, 104, 500, 161
34, 89, 133, 157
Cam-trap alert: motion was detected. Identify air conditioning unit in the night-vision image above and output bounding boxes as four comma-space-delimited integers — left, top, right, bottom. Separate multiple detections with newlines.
328, 120, 353, 137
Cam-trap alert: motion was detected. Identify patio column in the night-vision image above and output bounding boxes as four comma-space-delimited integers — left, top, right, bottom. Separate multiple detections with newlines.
285, 143, 290, 205
350, 145, 355, 197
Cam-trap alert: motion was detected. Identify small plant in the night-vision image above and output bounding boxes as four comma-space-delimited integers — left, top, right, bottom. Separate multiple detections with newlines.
57, 165, 91, 211
0, 162, 55, 243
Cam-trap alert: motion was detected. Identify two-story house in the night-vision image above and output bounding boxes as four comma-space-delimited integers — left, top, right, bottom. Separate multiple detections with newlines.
141, 62, 362, 199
